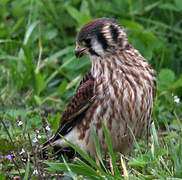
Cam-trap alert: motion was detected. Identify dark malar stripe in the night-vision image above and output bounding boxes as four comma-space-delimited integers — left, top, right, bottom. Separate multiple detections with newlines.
110, 25, 119, 43
89, 48, 100, 56
96, 31, 108, 50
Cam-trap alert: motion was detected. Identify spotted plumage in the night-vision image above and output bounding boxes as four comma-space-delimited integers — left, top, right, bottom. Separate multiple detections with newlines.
41, 18, 156, 158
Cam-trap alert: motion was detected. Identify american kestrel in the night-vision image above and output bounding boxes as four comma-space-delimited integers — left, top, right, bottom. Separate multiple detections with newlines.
41, 18, 156, 158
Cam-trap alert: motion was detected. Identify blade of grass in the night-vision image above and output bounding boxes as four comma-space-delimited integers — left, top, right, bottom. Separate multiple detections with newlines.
151, 122, 159, 148
61, 155, 77, 180
159, 157, 173, 177
102, 121, 120, 176
23, 153, 30, 180
45, 55, 75, 85
137, 17, 182, 35
74, 158, 108, 179
120, 155, 128, 180
40, 47, 73, 69
46, 162, 103, 180
168, 139, 181, 177
93, 127, 107, 172
23, 21, 39, 45
59, 135, 107, 176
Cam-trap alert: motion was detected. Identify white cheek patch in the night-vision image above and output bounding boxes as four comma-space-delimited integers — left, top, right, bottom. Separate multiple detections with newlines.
92, 39, 105, 57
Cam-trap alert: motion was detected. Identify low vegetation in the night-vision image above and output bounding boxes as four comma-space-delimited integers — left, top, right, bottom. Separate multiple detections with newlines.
0, 0, 182, 179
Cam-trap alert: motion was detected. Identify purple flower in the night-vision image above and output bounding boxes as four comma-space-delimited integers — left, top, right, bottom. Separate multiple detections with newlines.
0, 154, 14, 159
6, 154, 13, 159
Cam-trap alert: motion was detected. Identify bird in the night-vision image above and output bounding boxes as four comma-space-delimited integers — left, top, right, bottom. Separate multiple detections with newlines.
41, 17, 157, 159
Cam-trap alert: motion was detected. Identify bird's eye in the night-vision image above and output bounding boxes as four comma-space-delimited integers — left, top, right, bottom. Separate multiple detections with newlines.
84, 38, 91, 45
82, 38, 91, 48
81, 41, 86, 46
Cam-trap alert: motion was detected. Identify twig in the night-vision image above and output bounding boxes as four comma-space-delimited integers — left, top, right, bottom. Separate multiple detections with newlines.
0, 116, 21, 176
27, 132, 43, 179
0, 117, 16, 149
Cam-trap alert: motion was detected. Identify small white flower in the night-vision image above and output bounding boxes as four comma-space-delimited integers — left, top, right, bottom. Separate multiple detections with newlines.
20, 148, 25, 155
174, 96, 180, 103
36, 130, 39, 133
37, 135, 41, 139
18, 121, 23, 126
32, 137, 38, 143
45, 125, 50, 131
33, 169, 38, 175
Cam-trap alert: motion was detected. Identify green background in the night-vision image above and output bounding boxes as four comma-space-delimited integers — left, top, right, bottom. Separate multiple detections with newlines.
0, 0, 182, 179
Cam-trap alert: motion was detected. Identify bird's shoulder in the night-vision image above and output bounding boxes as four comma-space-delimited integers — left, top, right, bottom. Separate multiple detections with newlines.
60, 71, 95, 127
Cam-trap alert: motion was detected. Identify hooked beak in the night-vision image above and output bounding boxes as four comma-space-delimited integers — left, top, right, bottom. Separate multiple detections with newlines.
75, 43, 87, 58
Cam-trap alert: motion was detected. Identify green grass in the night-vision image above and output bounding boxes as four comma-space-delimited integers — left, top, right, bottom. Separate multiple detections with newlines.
0, 0, 182, 179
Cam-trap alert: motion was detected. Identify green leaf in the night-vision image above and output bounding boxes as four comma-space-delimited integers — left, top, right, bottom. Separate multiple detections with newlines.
23, 154, 30, 180
159, 3, 179, 12
80, 0, 90, 16
128, 160, 149, 168
35, 73, 45, 95
45, 56, 75, 85
158, 69, 175, 91
23, 21, 39, 45
58, 135, 107, 177
155, 148, 167, 157
45, 162, 105, 180
174, 0, 182, 10
45, 29, 58, 40
172, 75, 182, 89
168, 139, 181, 177
62, 156, 77, 180
151, 122, 159, 148
128, 29, 157, 59
58, 81, 68, 96
40, 47, 73, 69
10, 17, 25, 35
10, 169, 25, 175
0, 174, 6, 180
119, 19, 143, 29
102, 122, 120, 176
75, 158, 106, 179
34, 95, 42, 106
66, 6, 82, 24
93, 128, 107, 172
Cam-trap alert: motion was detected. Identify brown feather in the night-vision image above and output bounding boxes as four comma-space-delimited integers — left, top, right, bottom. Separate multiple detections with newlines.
41, 72, 95, 148
40, 18, 157, 159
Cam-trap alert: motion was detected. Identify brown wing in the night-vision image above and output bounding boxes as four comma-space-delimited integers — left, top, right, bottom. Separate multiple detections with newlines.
42, 72, 95, 147
60, 71, 94, 123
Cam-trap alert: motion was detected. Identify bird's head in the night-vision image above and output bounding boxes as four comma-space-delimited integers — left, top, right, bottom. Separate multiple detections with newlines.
75, 18, 128, 59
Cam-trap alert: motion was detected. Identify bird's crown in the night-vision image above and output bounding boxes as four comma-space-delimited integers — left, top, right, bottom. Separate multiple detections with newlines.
75, 18, 128, 58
